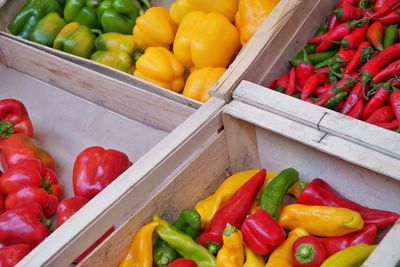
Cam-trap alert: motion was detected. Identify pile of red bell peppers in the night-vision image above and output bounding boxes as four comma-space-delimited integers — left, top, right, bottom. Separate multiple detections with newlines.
0, 99, 131, 266
270, 0, 400, 131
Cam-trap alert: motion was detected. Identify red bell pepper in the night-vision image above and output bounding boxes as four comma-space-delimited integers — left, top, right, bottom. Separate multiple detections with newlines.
169, 258, 198, 267
0, 244, 32, 267
198, 169, 266, 253
73, 146, 131, 199
0, 99, 33, 139
0, 192, 4, 215
241, 208, 286, 255
317, 224, 377, 256
298, 178, 400, 228
0, 203, 51, 247
0, 133, 55, 170
56, 196, 88, 227
293, 236, 327, 267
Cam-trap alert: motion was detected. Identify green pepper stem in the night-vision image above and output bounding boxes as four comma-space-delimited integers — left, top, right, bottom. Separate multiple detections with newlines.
41, 177, 52, 194
296, 243, 315, 263
41, 217, 52, 228
206, 242, 221, 254
223, 224, 237, 236
0, 120, 14, 138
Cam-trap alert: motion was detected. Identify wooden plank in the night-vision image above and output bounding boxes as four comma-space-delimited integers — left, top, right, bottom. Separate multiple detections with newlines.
81, 132, 229, 267
0, 36, 195, 132
17, 97, 225, 267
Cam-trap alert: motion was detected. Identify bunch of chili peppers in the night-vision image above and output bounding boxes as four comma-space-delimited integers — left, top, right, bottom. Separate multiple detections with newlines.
120, 168, 399, 267
270, 0, 400, 131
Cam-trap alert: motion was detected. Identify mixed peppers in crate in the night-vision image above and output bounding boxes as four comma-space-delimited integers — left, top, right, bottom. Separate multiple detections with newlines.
0, 99, 132, 266
120, 169, 399, 267
8, 0, 279, 102
270, 0, 400, 131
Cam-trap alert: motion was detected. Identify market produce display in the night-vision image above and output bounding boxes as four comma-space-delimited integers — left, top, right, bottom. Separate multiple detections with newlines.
270, 0, 400, 131
0, 98, 131, 266
8, 0, 279, 102
119, 169, 399, 267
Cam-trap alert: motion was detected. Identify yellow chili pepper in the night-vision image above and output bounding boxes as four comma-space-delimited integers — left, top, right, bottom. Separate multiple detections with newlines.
235, 0, 280, 45
321, 244, 377, 267
169, 0, 238, 25
243, 245, 264, 267
183, 67, 226, 102
278, 204, 364, 237
134, 47, 185, 92
119, 221, 159, 267
216, 224, 244, 267
265, 227, 309, 267
133, 7, 177, 49
173, 11, 240, 69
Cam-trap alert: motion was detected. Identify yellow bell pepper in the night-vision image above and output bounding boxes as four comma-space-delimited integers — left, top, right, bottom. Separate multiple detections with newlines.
119, 221, 159, 267
265, 228, 309, 267
243, 245, 264, 267
216, 224, 244, 267
169, 0, 238, 25
278, 204, 364, 237
235, 0, 280, 45
183, 67, 226, 102
134, 47, 185, 92
133, 7, 177, 49
321, 244, 377, 267
173, 11, 240, 69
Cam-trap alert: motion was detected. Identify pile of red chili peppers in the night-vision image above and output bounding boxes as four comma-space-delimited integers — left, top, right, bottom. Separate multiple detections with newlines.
270, 0, 400, 131
0, 98, 131, 266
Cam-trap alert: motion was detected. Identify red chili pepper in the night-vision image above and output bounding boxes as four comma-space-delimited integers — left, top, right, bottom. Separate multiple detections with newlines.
375, 0, 385, 8
390, 90, 400, 126
338, 0, 359, 7
374, 119, 399, 129
73, 146, 131, 200
0, 203, 51, 247
275, 72, 290, 93
286, 67, 297, 96
301, 72, 326, 100
298, 178, 400, 228
376, 8, 400, 23
366, 105, 395, 123
334, 5, 363, 22
168, 258, 198, 267
315, 67, 330, 75
367, 22, 384, 51
341, 82, 364, 114
328, 15, 339, 32
347, 99, 365, 119
344, 42, 373, 74
0, 244, 32, 267
373, 59, 400, 83
198, 169, 266, 253
369, 0, 400, 19
56, 196, 88, 227
0, 192, 4, 214
241, 208, 286, 255
293, 236, 327, 267
341, 27, 366, 50
335, 48, 357, 67
308, 32, 330, 44
0, 133, 55, 171
362, 82, 392, 120
0, 99, 33, 139
317, 225, 377, 256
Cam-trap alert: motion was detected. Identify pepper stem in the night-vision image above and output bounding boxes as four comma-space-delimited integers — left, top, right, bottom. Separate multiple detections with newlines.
41, 217, 52, 228
157, 255, 172, 267
41, 177, 52, 194
296, 243, 315, 263
206, 242, 221, 254
132, 49, 145, 64
0, 120, 14, 138
223, 224, 237, 236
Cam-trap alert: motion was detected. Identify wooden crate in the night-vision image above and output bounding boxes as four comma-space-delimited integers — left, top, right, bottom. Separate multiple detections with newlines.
0, 0, 301, 106
0, 36, 227, 266
76, 100, 399, 267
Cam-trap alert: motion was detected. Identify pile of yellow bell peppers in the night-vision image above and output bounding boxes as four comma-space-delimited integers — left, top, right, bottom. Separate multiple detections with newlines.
92, 0, 280, 102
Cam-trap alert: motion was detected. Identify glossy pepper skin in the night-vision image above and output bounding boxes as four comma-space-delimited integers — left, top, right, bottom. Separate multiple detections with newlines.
8, 0, 63, 39
292, 236, 328, 267
56, 196, 88, 227
216, 224, 244, 267
64, 0, 101, 29
235, 0, 280, 45
133, 7, 177, 49
173, 11, 240, 69
73, 146, 131, 199
168, 259, 197, 267
95, 32, 135, 54
321, 244, 377, 267
91, 51, 135, 73
243, 245, 264, 267
183, 67, 226, 102
199, 169, 266, 253
0, 99, 33, 139
265, 228, 309, 267
0, 133, 55, 170
53, 22, 96, 58
0, 203, 50, 247
298, 178, 400, 228
279, 204, 364, 237
0, 244, 32, 267
154, 215, 216, 267
134, 47, 185, 93
0, 192, 4, 214
29, 12, 66, 47
119, 221, 158, 267
98, 0, 143, 34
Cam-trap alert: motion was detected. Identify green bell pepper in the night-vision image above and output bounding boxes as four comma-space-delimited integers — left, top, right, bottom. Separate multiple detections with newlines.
64, 0, 102, 29
91, 51, 134, 73
97, 0, 143, 34
8, 0, 63, 39
29, 12, 66, 46
53, 22, 96, 58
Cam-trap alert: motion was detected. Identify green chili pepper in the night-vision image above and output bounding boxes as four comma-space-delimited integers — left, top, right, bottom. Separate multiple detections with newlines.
360, 47, 374, 64
383, 24, 398, 49
293, 24, 329, 62
154, 215, 216, 267
292, 49, 338, 67
154, 237, 178, 267
329, 62, 343, 84
325, 92, 348, 109
292, 93, 301, 99
29, 12, 66, 47
259, 168, 299, 220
